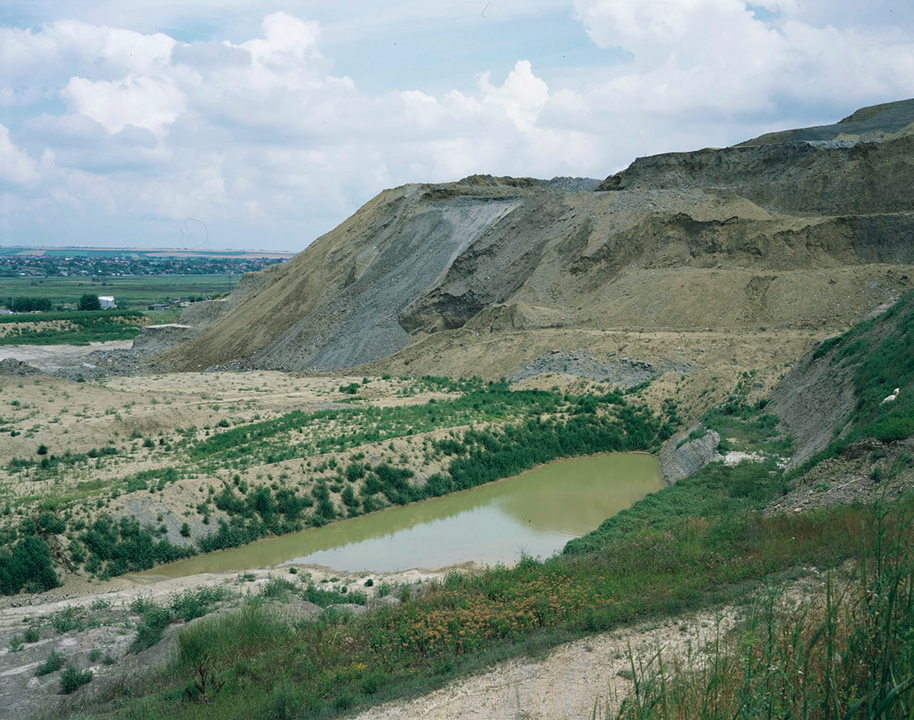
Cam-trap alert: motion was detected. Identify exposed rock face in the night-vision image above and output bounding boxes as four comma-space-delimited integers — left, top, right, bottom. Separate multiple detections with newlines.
154, 100, 914, 381
659, 426, 721, 485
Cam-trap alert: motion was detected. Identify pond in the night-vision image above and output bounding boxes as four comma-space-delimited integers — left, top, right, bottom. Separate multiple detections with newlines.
148, 453, 662, 576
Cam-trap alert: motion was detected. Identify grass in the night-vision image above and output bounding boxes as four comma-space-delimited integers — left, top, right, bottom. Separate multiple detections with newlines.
610, 503, 914, 720
60, 665, 93, 694
0, 274, 240, 309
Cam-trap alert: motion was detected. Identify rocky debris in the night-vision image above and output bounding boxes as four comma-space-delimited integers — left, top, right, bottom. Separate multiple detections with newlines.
131, 324, 197, 351
659, 424, 721, 485
508, 349, 689, 386
765, 437, 914, 517
367, 595, 401, 610
325, 603, 368, 616
264, 598, 323, 622
0, 359, 40, 376
767, 337, 860, 471
44, 347, 161, 381
736, 98, 914, 147
543, 176, 602, 192
721, 450, 768, 466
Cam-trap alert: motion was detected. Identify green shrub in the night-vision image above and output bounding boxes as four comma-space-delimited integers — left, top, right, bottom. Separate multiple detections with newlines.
0, 535, 59, 596
170, 586, 228, 621
36, 650, 66, 676
60, 665, 93, 694
130, 604, 172, 653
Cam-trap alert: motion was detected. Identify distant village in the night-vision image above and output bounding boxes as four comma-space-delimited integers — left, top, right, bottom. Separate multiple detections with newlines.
0, 253, 286, 278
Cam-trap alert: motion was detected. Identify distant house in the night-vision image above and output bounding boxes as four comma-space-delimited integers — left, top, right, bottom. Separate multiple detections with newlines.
99, 296, 116, 309
148, 303, 167, 311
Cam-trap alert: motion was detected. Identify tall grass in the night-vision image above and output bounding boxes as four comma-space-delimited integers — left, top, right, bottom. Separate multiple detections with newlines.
612, 501, 914, 720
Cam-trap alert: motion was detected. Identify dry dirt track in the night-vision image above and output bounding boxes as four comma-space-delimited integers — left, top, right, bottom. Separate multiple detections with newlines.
352, 608, 735, 720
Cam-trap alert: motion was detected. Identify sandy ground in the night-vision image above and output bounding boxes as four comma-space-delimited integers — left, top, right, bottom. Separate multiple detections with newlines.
352, 607, 736, 720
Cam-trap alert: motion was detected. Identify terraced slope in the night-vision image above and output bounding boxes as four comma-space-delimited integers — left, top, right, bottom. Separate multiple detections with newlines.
155, 100, 914, 390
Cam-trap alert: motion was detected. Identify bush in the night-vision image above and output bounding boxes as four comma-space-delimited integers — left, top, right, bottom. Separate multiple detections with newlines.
0, 535, 59, 596
35, 650, 66, 676
78, 293, 101, 311
170, 586, 228, 621
130, 604, 173, 653
60, 665, 93, 694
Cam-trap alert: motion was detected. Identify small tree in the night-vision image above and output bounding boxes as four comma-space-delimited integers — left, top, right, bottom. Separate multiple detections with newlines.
78, 294, 101, 311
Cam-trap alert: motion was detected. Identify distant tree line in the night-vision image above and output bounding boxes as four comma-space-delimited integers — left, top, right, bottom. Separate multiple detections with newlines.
7, 297, 52, 312
4, 294, 102, 312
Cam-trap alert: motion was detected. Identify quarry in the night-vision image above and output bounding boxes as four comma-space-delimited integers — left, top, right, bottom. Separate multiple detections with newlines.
1, 99, 913, 720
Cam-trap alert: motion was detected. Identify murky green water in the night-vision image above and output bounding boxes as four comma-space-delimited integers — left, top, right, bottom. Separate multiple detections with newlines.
150, 454, 662, 576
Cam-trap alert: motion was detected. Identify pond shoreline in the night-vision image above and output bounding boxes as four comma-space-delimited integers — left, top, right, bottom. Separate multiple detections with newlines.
142, 452, 662, 577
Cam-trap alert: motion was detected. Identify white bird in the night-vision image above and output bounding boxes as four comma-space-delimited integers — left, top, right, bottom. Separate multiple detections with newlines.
881, 387, 900, 404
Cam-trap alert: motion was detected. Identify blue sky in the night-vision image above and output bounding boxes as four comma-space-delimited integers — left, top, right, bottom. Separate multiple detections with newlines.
2, 1, 913, 252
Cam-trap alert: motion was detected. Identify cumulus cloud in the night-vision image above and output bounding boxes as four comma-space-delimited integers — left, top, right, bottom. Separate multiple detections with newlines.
480, 60, 550, 130
0, 20, 174, 87
2, 5, 914, 249
0, 125, 40, 185
572, 0, 914, 115
61, 75, 186, 135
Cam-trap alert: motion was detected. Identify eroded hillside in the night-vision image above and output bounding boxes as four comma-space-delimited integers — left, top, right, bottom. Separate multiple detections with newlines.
155, 100, 914, 393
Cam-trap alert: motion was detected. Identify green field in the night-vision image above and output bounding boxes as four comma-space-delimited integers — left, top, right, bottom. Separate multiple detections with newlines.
0, 275, 240, 309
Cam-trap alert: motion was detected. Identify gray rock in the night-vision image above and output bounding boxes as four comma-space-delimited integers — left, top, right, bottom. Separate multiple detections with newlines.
659, 424, 721, 485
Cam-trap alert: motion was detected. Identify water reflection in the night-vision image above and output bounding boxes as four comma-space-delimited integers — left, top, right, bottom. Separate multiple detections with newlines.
148, 453, 661, 576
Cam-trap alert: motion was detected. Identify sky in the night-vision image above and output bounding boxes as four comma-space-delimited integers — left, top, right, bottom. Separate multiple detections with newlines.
2, 1, 914, 252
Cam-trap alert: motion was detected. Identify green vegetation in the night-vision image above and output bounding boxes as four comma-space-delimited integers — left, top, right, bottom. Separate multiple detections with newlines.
131, 588, 231, 653
0, 534, 59, 595
0, 380, 675, 591
0, 309, 144, 346
1, 273, 240, 309
35, 650, 66, 676
180, 386, 671, 557
8, 297, 52, 312
6, 445, 118, 480
613, 505, 914, 720
77, 514, 195, 579
795, 291, 914, 476
60, 665, 93, 694
78, 293, 101, 311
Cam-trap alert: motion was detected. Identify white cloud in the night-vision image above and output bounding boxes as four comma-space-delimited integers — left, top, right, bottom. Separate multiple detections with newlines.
0, 125, 40, 185
240, 12, 322, 67
571, 0, 914, 116
480, 60, 550, 130
61, 75, 186, 135
2, 5, 914, 250
0, 20, 175, 85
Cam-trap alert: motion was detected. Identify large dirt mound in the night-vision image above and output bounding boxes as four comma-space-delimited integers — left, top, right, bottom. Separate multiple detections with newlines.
155, 100, 914, 383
